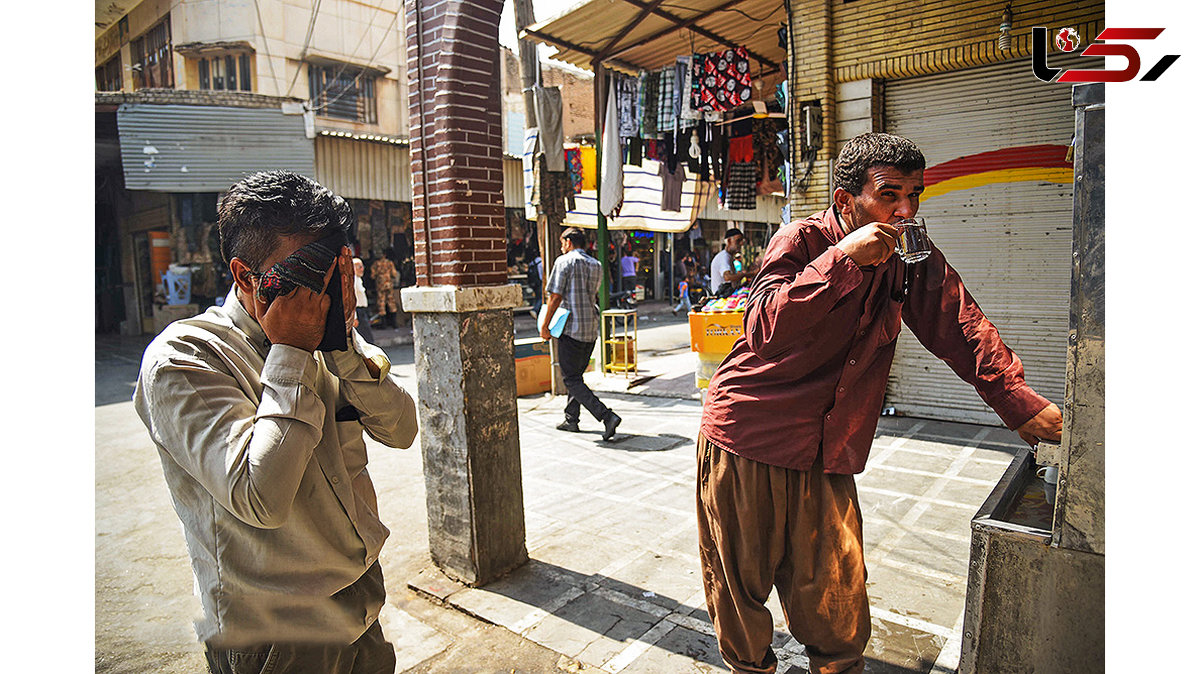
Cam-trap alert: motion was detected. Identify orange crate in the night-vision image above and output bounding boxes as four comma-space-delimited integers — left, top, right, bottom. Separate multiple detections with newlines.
689, 309, 745, 354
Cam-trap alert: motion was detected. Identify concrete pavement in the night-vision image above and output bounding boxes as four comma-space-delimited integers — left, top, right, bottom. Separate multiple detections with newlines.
95, 301, 1028, 673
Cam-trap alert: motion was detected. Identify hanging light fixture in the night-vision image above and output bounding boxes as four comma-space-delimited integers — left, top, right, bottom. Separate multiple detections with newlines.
998, 4, 1013, 51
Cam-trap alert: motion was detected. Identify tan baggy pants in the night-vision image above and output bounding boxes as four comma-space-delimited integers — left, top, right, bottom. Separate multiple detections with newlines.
696, 435, 870, 674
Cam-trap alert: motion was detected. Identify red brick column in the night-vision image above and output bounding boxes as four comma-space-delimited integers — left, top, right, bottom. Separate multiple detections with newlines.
406, 0, 507, 287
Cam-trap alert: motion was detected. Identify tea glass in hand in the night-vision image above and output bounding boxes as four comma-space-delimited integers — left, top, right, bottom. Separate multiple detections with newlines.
895, 217, 931, 263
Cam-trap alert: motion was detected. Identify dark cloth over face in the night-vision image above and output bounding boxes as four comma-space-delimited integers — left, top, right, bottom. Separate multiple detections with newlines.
255, 231, 349, 352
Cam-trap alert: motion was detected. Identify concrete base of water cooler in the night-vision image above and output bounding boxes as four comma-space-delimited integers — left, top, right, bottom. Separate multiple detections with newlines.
959, 450, 1104, 673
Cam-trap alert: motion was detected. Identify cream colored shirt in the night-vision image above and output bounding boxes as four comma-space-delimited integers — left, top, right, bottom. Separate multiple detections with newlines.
133, 287, 417, 648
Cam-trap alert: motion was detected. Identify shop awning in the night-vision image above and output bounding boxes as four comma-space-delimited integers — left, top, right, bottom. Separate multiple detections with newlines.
521, 0, 787, 75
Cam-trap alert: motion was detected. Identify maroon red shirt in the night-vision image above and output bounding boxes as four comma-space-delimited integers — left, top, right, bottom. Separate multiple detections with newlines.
700, 207, 1050, 474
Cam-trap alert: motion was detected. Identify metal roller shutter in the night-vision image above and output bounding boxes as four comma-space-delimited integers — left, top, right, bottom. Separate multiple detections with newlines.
118, 104, 314, 192
883, 56, 1094, 425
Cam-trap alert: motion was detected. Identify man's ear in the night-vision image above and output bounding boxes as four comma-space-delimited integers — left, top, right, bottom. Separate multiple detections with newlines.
832, 187, 858, 223
230, 258, 256, 296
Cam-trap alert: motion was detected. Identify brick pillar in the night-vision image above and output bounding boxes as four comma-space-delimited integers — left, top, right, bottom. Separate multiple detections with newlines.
402, 0, 527, 586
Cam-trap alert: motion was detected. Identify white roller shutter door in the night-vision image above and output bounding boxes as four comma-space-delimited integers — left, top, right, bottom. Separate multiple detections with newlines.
883, 56, 1091, 425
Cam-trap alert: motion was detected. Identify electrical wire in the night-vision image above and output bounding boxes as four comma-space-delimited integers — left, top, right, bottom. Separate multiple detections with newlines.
286, 0, 323, 98
308, 7, 399, 115
251, 0, 281, 95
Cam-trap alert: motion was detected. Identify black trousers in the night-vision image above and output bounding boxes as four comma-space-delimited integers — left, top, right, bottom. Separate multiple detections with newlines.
558, 334, 611, 424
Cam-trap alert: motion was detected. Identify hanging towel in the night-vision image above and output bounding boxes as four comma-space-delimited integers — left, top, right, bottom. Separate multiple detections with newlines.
533, 86, 565, 172
599, 76, 624, 218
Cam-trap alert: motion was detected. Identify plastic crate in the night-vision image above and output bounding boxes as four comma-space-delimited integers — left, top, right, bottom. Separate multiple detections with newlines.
688, 309, 745, 354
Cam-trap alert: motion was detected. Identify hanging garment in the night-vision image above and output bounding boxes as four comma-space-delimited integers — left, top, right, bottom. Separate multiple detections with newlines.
725, 161, 758, 210
625, 137, 644, 166
728, 135, 754, 164
642, 70, 661, 138
656, 66, 676, 135
677, 56, 700, 129
533, 153, 576, 225
644, 139, 660, 162
661, 132, 678, 173
618, 74, 639, 138
580, 145, 597, 191
599, 76, 624, 218
565, 147, 583, 194
693, 47, 753, 112
659, 161, 687, 212
683, 55, 706, 122
533, 86, 566, 172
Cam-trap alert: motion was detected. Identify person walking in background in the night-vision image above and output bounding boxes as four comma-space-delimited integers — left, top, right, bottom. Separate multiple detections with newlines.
370, 249, 399, 329
673, 272, 693, 315
352, 257, 375, 344
134, 171, 418, 673
620, 248, 640, 294
695, 134, 1062, 674
540, 227, 622, 441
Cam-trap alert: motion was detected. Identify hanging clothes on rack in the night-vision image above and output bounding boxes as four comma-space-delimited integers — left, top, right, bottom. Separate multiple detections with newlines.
676, 56, 700, 130
725, 161, 758, 210
580, 145, 597, 190
565, 147, 583, 194
641, 70, 661, 138
533, 85, 565, 172
617, 73, 639, 139
659, 160, 687, 212
656, 65, 677, 136
692, 47, 753, 112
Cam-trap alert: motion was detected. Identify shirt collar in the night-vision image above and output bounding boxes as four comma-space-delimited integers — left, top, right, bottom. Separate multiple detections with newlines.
223, 286, 272, 354
825, 206, 850, 241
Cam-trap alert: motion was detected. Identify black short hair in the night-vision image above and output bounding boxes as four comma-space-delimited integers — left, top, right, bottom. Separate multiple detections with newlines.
833, 133, 926, 196
217, 171, 353, 270
724, 228, 743, 240
561, 227, 587, 249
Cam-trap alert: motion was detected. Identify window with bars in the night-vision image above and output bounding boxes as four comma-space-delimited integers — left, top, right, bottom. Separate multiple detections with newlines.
131, 17, 174, 89
308, 65, 378, 124
96, 54, 123, 92
198, 53, 252, 92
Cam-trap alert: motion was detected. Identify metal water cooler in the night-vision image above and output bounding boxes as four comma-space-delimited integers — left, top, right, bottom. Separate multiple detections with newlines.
958, 83, 1105, 672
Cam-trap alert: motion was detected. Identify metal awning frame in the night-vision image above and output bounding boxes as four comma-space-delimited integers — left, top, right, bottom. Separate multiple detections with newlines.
518, 0, 787, 313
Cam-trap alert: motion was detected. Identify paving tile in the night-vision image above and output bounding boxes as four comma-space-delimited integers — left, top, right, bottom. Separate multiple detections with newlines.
448, 561, 581, 629
596, 550, 703, 614
865, 564, 966, 633
882, 448, 959, 474
620, 624, 729, 673
524, 590, 658, 667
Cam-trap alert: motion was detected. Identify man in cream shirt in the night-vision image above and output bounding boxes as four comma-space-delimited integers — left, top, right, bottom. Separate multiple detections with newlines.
134, 171, 417, 674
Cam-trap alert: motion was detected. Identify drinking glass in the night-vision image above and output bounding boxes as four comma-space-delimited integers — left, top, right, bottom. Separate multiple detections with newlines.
895, 217, 931, 263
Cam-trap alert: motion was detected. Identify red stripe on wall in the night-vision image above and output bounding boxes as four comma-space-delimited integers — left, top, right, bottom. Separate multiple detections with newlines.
923, 145, 1071, 186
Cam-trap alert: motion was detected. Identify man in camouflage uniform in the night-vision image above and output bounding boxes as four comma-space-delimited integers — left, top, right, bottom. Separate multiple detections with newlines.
371, 248, 400, 328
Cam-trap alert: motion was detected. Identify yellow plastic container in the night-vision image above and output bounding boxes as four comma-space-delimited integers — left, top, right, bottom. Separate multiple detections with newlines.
688, 310, 745, 354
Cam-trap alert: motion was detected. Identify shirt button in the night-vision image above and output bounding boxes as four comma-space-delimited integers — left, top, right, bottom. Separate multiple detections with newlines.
838, 386, 845, 393
849, 359, 856, 365
826, 414, 832, 420
332, 477, 340, 484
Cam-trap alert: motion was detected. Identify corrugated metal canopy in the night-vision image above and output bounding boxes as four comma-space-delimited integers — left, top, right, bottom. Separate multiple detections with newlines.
521, 0, 787, 75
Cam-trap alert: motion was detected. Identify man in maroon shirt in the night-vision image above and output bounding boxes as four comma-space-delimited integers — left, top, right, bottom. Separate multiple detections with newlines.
696, 133, 1062, 674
